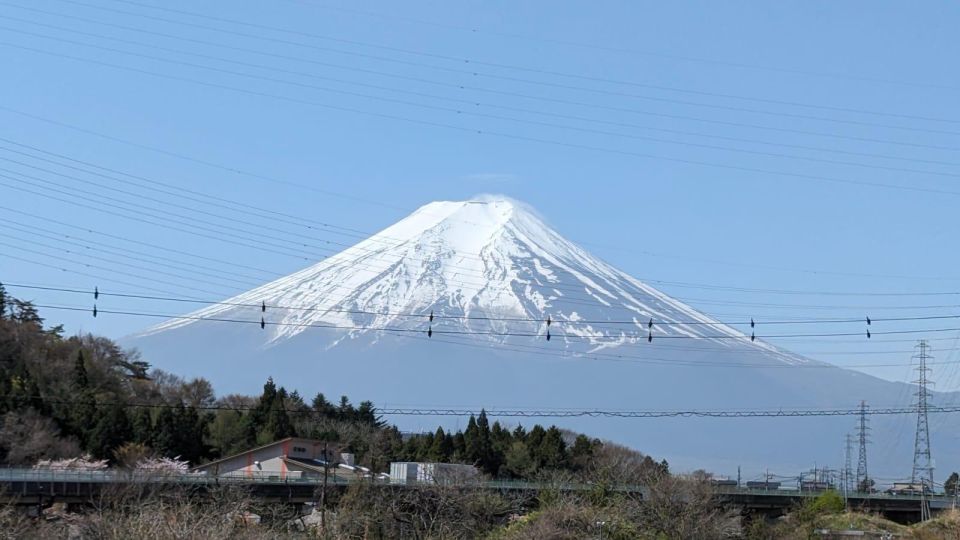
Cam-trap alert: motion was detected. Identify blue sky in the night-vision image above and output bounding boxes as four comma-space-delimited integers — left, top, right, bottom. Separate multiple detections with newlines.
1, 0, 959, 388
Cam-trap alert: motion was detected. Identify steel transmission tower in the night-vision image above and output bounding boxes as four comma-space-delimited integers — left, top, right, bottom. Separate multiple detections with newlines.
856, 400, 870, 491
844, 434, 854, 497
912, 340, 934, 492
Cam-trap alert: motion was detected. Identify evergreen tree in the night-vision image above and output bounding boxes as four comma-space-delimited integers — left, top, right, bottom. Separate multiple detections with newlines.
152, 406, 179, 457
311, 393, 334, 417
429, 427, 452, 461
88, 402, 133, 459
173, 404, 209, 463
452, 431, 466, 461
537, 426, 568, 470
337, 395, 354, 421
464, 415, 480, 462
259, 388, 294, 444
69, 351, 97, 447
0, 283, 7, 319
356, 400, 383, 427
946, 472, 960, 496
131, 407, 153, 445
73, 350, 89, 390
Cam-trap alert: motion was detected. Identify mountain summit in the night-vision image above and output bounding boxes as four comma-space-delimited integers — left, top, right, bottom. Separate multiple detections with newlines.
142, 198, 794, 361
128, 198, 958, 475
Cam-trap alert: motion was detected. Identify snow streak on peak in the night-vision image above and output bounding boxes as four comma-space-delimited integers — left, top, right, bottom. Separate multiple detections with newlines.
140, 198, 808, 365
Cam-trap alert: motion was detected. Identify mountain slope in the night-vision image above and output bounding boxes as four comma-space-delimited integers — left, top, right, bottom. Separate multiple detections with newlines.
127, 198, 959, 477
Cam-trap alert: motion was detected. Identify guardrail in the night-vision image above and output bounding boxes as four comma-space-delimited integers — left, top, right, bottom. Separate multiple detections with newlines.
0, 469, 954, 504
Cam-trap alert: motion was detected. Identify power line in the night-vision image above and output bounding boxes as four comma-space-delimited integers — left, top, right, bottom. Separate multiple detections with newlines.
5, 11, 960, 168
7, 282, 960, 330
61, 0, 960, 130
8, 25, 960, 184
19, 302, 960, 342
3, 395, 953, 419
7, 41, 959, 201
8, 143, 960, 297
3, 109, 960, 289
282, 0, 960, 93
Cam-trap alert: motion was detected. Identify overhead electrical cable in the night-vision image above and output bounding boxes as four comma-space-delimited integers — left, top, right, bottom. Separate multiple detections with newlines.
4, 42, 959, 200
7, 139, 960, 296
5, 25, 960, 181
4, 12, 960, 165
20, 302, 960, 341
1, 393, 956, 418
7, 282, 960, 329
3, 107, 960, 287
52, 0, 960, 132
281, 0, 960, 93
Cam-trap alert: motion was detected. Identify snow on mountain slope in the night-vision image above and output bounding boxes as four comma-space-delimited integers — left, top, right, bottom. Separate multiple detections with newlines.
140, 198, 799, 362
127, 198, 959, 476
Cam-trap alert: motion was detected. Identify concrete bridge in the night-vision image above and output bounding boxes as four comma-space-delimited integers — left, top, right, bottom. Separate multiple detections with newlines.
1, 468, 952, 523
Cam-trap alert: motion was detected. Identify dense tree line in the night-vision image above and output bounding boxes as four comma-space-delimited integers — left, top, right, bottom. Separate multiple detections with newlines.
0, 289, 666, 482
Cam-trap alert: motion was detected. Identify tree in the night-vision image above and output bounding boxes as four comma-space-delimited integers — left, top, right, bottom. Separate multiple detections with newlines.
88, 402, 133, 459
73, 350, 89, 390
0, 283, 7, 319
946, 472, 960, 496
131, 407, 153, 445
151, 407, 179, 457
258, 388, 294, 445
429, 427, 452, 461
537, 427, 567, 470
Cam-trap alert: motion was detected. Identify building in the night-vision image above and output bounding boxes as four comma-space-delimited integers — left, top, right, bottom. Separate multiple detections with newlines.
389, 462, 479, 485
194, 438, 344, 481
887, 482, 929, 495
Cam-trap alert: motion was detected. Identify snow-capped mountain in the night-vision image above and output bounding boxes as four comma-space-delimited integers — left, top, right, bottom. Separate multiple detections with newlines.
142, 198, 795, 360
128, 198, 959, 477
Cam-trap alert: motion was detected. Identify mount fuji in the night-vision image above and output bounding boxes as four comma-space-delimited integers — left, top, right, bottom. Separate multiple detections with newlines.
127, 198, 959, 477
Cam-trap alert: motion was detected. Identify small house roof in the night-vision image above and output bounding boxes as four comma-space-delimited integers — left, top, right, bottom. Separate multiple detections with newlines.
193, 437, 334, 471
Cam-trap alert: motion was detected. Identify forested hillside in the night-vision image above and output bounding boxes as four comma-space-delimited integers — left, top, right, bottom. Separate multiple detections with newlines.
0, 286, 666, 480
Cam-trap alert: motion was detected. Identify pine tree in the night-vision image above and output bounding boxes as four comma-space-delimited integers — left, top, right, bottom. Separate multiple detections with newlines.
131, 407, 153, 444
73, 350, 89, 390
337, 395, 354, 421
312, 393, 335, 418
946, 472, 960, 496
464, 415, 480, 462
69, 351, 97, 447
152, 407, 179, 457
88, 401, 133, 459
259, 388, 294, 444
538, 426, 567, 470
429, 427, 452, 461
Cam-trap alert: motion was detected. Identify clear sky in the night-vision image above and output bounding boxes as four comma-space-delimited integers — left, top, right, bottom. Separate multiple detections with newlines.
1, 1, 959, 389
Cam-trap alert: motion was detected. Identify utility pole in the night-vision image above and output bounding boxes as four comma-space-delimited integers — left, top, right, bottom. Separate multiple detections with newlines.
856, 401, 870, 493
912, 340, 934, 521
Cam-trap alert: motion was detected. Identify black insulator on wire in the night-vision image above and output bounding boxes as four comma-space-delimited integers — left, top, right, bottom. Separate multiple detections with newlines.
866, 316, 871, 325
751, 318, 755, 328
429, 310, 434, 323
648, 318, 653, 329
647, 331, 652, 343
92, 305, 97, 318
427, 326, 433, 338
867, 329, 871, 339
751, 332, 755, 342
261, 301, 266, 313
260, 316, 265, 329
546, 315, 551, 327
546, 329, 551, 341
94, 286, 99, 300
